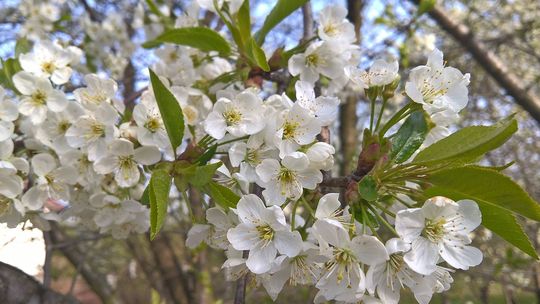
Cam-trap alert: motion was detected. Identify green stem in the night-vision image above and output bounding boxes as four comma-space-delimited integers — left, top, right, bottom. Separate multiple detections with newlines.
390, 194, 414, 208
216, 135, 249, 147
290, 199, 301, 231
378, 102, 415, 137
300, 196, 315, 218
374, 97, 388, 132
181, 191, 196, 222
371, 201, 396, 218
369, 98, 376, 132
368, 205, 399, 236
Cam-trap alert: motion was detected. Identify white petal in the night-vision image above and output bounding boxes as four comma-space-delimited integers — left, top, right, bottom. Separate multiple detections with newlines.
21, 186, 46, 210
351, 235, 389, 266
395, 208, 424, 243
456, 199, 481, 232
236, 194, 266, 224
93, 156, 117, 174
12, 71, 37, 95
247, 245, 277, 274
227, 223, 258, 250
134, 146, 161, 165
46, 90, 68, 112
109, 139, 134, 156
315, 193, 341, 219
274, 230, 302, 257
186, 224, 211, 248
32, 153, 57, 176
404, 237, 439, 275
440, 240, 483, 270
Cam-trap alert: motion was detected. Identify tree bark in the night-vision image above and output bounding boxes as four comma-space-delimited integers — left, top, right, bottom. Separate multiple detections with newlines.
0, 262, 79, 304
414, 1, 540, 125
340, 0, 364, 176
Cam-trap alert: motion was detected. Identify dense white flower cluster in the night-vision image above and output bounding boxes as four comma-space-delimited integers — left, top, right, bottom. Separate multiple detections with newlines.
2, 1, 488, 303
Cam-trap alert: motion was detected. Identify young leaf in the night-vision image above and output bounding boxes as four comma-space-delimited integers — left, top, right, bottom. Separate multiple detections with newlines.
413, 117, 517, 164
149, 169, 171, 240
391, 111, 428, 163
425, 166, 540, 222
197, 145, 217, 165
1, 58, 22, 93
236, 0, 251, 46
206, 181, 240, 209
15, 38, 32, 57
149, 69, 184, 154
254, 0, 308, 45
247, 38, 270, 71
358, 176, 378, 202
147, 27, 231, 55
190, 162, 222, 187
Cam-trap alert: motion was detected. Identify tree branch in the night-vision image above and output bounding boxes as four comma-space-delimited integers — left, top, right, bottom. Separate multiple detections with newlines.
415, 1, 540, 125
49, 223, 114, 303
0, 262, 79, 304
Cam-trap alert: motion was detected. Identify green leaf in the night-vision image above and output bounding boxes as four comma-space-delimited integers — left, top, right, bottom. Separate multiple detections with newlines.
236, 0, 251, 46
1, 58, 22, 93
424, 166, 540, 258
149, 169, 171, 240
191, 162, 221, 187
254, 0, 308, 45
477, 203, 538, 259
149, 69, 185, 154
425, 166, 540, 221
147, 27, 231, 55
391, 111, 428, 163
206, 181, 240, 209
247, 38, 270, 71
141, 185, 151, 206
197, 145, 217, 165
145, 0, 164, 16
358, 176, 378, 202
15, 38, 32, 57
418, 0, 436, 15
413, 117, 517, 164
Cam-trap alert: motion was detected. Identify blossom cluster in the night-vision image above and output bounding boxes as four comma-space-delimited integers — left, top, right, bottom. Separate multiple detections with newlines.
0, 1, 485, 303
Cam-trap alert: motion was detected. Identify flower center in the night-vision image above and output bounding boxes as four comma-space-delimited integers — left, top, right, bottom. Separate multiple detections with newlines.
82, 91, 108, 105
323, 24, 339, 36
90, 123, 105, 138
388, 253, 405, 274
32, 90, 47, 105
145, 117, 162, 132
423, 218, 447, 242
41, 61, 56, 74
282, 120, 299, 140
278, 167, 296, 184
183, 105, 199, 125
118, 155, 136, 180
305, 54, 319, 67
223, 109, 242, 126
334, 248, 355, 265
246, 149, 260, 166
0, 195, 11, 216
58, 120, 71, 133
256, 224, 274, 243
290, 254, 317, 286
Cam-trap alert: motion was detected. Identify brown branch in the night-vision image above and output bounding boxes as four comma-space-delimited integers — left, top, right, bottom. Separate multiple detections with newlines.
301, 3, 314, 41
0, 262, 79, 304
42, 230, 53, 288
415, 1, 540, 125
49, 223, 114, 304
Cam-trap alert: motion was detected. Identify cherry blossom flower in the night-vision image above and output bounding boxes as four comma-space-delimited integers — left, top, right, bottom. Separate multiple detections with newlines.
227, 194, 302, 274
395, 196, 483, 275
